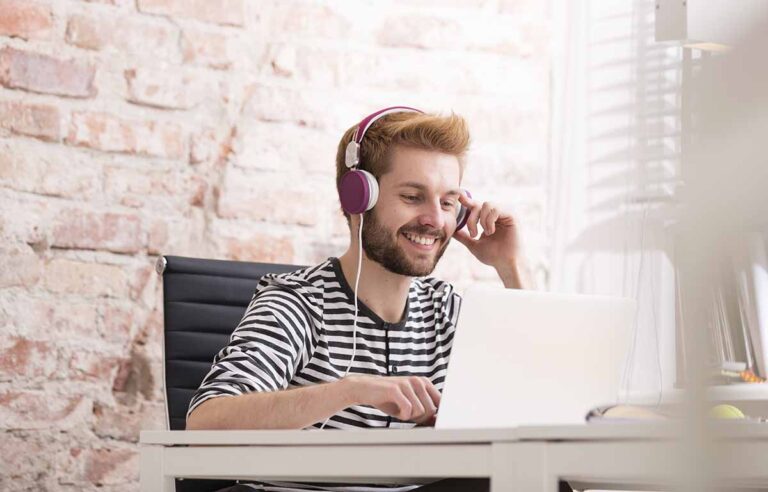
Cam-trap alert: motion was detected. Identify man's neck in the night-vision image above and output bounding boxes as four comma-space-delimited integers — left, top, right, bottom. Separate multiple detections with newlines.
337, 248, 412, 324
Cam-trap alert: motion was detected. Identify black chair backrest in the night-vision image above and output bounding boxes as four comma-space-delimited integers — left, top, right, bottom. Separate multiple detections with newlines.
159, 254, 305, 431
158, 255, 304, 492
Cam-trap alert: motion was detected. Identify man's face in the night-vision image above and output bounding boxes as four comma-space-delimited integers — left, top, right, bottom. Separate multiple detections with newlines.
361, 146, 462, 277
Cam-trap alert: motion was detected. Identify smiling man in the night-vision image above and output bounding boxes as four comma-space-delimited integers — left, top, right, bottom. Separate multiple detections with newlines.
185, 108, 567, 492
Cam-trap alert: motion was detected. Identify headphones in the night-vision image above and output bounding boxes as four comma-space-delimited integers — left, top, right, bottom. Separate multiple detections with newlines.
338, 106, 470, 230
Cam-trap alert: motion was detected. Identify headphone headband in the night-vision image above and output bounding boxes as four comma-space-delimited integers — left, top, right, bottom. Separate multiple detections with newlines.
345, 106, 423, 169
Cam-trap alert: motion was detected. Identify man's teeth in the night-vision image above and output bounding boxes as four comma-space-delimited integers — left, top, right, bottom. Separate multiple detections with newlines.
404, 232, 436, 246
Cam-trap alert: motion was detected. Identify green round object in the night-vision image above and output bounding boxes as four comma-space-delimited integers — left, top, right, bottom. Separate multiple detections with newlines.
709, 404, 746, 419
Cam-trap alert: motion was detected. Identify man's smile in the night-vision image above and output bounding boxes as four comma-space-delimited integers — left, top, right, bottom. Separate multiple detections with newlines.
401, 231, 439, 251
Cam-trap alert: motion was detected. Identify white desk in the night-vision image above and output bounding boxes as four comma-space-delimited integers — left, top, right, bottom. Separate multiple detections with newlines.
140, 423, 768, 491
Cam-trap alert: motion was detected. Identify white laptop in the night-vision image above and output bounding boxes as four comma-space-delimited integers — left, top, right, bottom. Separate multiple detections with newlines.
435, 286, 636, 429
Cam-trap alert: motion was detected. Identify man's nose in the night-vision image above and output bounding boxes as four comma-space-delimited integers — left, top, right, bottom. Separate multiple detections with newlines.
417, 200, 447, 231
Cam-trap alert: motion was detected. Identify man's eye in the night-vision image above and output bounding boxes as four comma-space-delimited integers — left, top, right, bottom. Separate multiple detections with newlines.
442, 201, 456, 208
402, 195, 419, 202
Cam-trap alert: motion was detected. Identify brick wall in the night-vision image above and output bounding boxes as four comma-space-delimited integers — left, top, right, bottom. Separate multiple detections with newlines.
0, 0, 550, 489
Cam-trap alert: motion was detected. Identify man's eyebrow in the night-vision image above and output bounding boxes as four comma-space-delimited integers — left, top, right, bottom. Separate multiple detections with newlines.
397, 182, 461, 197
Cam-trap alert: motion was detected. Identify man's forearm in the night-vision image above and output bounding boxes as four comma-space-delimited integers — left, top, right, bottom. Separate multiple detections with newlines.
496, 261, 525, 289
186, 379, 355, 430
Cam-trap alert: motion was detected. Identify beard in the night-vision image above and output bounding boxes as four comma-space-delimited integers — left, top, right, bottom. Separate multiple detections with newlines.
360, 208, 451, 277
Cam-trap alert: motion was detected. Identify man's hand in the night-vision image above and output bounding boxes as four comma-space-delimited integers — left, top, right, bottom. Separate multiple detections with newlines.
341, 375, 441, 425
453, 192, 526, 289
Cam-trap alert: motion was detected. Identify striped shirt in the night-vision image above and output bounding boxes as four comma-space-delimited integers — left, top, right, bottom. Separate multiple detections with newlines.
188, 257, 462, 490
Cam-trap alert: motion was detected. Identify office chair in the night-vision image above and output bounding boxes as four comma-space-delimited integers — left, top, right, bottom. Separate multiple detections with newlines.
157, 255, 304, 492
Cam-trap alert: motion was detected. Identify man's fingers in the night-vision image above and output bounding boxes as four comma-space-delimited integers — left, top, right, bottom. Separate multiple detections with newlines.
374, 376, 441, 423
458, 192, 476, 208
410, 378, 436, 412
452, 229, 474, 246
390, 389, 412, 419
458, 193, 481, 238
483, 208, 500, 235
467, 205, 482, 238
399, 381, 426, 421
416, 414, 437, 427
424, 380, 442, 408
478, 202, 495, 235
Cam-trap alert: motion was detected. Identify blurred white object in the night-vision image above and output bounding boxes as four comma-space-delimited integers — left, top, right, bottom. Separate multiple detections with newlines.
655, 0, 768, 50
672, 10, 768, 491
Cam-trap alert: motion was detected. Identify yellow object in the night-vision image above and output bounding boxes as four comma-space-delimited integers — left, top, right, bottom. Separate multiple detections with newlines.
709, 404, 746, 419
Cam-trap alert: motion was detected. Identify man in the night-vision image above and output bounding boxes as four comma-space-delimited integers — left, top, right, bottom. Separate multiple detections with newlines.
187, 108, 564, 492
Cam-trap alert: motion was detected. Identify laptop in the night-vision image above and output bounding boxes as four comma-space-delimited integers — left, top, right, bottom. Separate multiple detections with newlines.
435, 286, 636, 429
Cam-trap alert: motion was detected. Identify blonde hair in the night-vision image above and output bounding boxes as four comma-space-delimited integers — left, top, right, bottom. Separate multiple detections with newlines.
335, 111, 471, 223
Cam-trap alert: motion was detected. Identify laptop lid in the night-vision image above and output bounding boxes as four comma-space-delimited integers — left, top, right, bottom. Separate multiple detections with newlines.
436, 286, 636, 429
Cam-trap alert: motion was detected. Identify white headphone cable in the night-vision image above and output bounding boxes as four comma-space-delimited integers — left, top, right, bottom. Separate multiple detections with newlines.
319, 213, 363, 430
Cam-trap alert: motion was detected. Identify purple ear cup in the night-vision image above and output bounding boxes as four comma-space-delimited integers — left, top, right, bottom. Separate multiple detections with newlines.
339, 169, 378, 215
339, 106, 423, 216
455, 189, 472, 230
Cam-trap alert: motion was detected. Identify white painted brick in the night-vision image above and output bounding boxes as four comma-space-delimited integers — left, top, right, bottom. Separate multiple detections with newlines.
0, 1, 552, 489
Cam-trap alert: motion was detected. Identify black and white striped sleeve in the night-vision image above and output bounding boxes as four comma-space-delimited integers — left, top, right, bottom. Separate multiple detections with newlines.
187, 286, 316, 417
445, 288, 462, 328
423, 277, 462, 329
